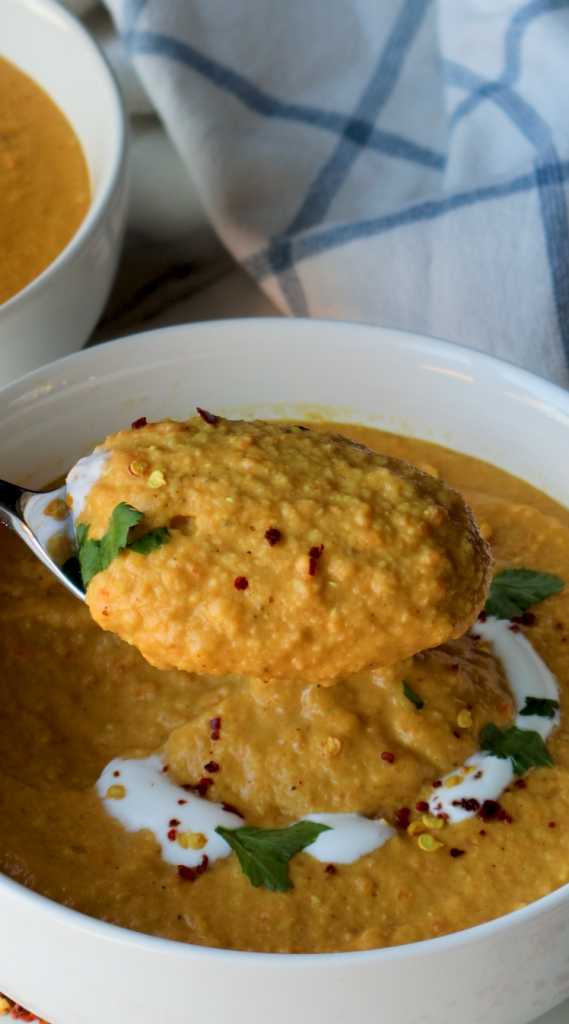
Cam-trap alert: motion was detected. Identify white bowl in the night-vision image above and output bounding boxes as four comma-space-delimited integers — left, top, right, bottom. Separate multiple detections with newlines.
0, 0, 128, 388
1, 318, 569, 1024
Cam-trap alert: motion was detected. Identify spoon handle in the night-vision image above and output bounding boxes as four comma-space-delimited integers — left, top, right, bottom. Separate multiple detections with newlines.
0, 478, 29, 526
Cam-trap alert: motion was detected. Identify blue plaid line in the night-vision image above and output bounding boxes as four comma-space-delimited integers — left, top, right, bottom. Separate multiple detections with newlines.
282, 0, 435, 238
449, 0, 569, 131
445, 3, 569, 362
244, 162, 569, 280
122, 0, 149, 33
123, 31, 444, 172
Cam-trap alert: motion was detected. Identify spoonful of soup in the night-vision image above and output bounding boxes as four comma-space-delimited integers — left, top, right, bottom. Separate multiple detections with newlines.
59, 412, 493, 683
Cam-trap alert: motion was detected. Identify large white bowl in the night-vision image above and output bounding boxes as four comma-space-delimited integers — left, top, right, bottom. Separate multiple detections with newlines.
0, 0, 128, 388
1, 319, 569, 1024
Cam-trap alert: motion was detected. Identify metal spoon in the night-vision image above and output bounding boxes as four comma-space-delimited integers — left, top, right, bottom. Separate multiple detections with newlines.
0, 478, 85, 601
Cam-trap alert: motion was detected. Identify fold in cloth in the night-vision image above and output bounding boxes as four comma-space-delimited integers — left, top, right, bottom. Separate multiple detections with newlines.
101, 0, 569, 387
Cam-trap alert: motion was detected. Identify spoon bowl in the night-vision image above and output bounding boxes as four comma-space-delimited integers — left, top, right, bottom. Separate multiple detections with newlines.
0, 478, 84, 601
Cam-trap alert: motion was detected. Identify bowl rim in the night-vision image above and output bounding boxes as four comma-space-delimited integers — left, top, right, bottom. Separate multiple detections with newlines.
0, 0, 128, 317
1, 316, 569, 967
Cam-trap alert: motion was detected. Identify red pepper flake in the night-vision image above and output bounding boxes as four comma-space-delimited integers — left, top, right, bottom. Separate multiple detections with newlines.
450, 663, 459, 671
197, 854, 209, 874
113, 770, 120, 777
234, 576, 249, 590
102, 608, 108, 616
325, 864, 336, 875
474, 771, 483, 779
450, 848, 465, 858
478, 610, 487, 622
479, 829, 486, 836
381, 751, 395, 763
178, 865, 197, 882
515, 779, 526, 789
437, 812, 449, 820
222, 802, 245, 818
210, 730, 220, 742
549, 821, 556, 828
131, 416, 147, 429
432, 780, 442, 788
479, 800, 502, 822
451, 798, 480, 812
182, 778, 214, 798
169, 818, 180, 827
264, 527, 281, 546
167, 828, 177, 841
556, 622, 564, 629
509, 624, 521, 633
415, 801, 429, 813
162, 765, 169, 773
178, 799, 187, 805
196, 407, 217, 425
9, 1007, 36, 1022
210, 717, 221, 731
308, 544, 324, 577
511, 612, 536, 626
395, 807, 410, 829
204, 761, 220, 773
453, 731, 461, 739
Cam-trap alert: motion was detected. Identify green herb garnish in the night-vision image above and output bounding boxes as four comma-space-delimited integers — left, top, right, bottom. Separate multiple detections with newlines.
485, 568, 563, 619
480, 722, 554, 776
77, 502, 170, 587
215, 821, 331, 892
128, 527, 171, 554
403, 681, 424, 710
519, 696, 559, 719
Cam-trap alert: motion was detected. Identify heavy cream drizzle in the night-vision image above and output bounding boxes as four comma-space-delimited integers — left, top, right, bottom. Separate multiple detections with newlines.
66, 449, 110, 522
97, 757, 397, 866
428, 616, 559, 824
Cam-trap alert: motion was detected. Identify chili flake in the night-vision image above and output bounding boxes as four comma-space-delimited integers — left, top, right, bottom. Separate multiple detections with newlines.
325, 864, 336, 875
234, 576, 249, 590
169, 818, 180, 827
415, 801, 429, 813
479, 800, 501, 822
264, 527, 281, 546
549, 822, 556, 828
167, 828, 177, 841
178, 865, 196, 882
450, 848, 466, 858
131, 417, 147, 429
381, 751, 395, 763
204, 761, 220, 773
396, 807, 410, 829
196, 408, 217, 425
222, 802, 244, 818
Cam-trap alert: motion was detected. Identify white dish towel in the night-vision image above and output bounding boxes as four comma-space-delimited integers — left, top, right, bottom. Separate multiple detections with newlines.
102, 0, 569, 387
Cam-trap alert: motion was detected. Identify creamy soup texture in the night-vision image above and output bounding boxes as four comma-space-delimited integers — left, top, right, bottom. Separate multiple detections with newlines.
0, 423, 568, 954
0, 56, 90, 305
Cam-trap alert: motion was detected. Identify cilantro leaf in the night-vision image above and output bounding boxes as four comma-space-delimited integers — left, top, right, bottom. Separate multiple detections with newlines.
215, 821, 331, 892
99, 503, 144, 571
485, 568, 563, 619
519, 697, 559, 719
403, 681, 424, 710
76, 503, 169, 587
480, 723, 554, 776
128, 527, 170, 554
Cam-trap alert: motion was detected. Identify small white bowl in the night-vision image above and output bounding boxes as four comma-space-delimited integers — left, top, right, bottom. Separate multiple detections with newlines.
1, 318, 569, 1024
0, 0, 128, 388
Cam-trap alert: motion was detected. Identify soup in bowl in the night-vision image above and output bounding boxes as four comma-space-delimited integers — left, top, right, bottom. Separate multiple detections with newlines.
0, 318, 568, 1024
0, 0, 127, 387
